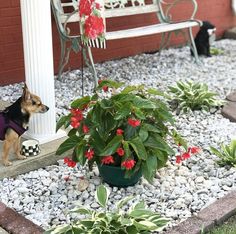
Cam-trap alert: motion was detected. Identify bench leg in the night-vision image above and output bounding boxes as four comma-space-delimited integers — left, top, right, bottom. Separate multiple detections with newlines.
160, 32, 172, 51
57, 38, 72, 80
82, 46, 98, 89
188, 27, 200, 63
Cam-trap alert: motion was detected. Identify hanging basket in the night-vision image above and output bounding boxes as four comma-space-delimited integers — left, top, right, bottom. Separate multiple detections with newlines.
97, 164, 142, 188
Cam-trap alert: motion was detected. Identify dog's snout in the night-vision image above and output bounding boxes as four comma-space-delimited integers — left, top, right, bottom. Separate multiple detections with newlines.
40, 105, 49, 113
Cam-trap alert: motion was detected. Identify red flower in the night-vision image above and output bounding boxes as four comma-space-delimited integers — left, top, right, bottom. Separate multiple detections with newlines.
70, 117, 80, 128
84, 15, 104, 40
95, 2, 101, 9
122, 159, 136, 170
116, 129, 124, 136
64, 157, 77, 168
83, 125, 89, 134
70, 109, 83, 121
128, 118, 141, 127
67, 160, 77, 168
176, 155, 182, 164
98, 79, 103, 85
189, 146, 201, 154
85, 149, 94, 160
101, 155, 114, 164
64, 157, 70, 164
116, 147, 125, 156
79, 0, 94, 17
102, 85, 109, 92
182, 152, 191, 160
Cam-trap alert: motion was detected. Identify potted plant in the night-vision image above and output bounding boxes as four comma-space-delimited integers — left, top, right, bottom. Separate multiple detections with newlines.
56, 79, 187, 186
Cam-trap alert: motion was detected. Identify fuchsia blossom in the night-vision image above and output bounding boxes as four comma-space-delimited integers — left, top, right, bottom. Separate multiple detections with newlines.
85, 149, 94, 160
116, 147, 125, 156
101, 156, 114, 164
122, 159, 136, 170
175, 145, 201, 164
128, 118, 141, 127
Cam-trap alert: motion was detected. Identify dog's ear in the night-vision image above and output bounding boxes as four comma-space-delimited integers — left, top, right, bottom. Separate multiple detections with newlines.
22, 83, 31, 101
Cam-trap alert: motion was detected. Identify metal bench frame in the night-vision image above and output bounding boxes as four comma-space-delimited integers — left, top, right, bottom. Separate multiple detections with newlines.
51, 0, 201, 87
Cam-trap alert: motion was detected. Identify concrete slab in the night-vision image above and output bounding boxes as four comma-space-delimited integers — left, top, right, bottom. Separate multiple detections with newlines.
0, 137, 68, 179
0, 227, 8, 234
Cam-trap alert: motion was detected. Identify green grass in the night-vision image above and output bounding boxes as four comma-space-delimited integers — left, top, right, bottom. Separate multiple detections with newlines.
207, 215, 236, 234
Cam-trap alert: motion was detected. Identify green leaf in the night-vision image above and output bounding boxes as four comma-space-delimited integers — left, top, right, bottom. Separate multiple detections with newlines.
114, 104, 131, 120
132, 96, 156, 109
70, 207, 92, 215
56, 135, 80, 155
99, 135, 122, 156
44, 224, 71, 234
139, 128, 149, 142
129, 137, 147, 160
116, 196, 133, 210
56, 115, 70, 132
95, 185, 109, 208
133, 220, 157, 231
71, 96, 91, 109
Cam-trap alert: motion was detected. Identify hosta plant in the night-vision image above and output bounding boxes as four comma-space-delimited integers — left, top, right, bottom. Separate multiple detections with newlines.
210, 139, 236, 167
56, 79, 187, 183
45, 185, 169, 234
168, 81, 223, 113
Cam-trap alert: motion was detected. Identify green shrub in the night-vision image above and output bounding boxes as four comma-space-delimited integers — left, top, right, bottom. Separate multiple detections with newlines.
45, 185, 169, 234
210, 47, 224, 56
210, 139, 236, 167
168, 81, 223, 113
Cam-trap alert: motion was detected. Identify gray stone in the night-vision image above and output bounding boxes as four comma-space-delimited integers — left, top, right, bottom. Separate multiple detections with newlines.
224, 27, 236, 40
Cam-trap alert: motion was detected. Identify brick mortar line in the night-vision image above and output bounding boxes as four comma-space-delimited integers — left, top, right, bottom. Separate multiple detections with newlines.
165, 190, 236, 234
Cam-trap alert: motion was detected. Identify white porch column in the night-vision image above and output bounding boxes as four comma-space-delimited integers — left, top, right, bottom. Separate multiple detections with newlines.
20, 0, 65, 144
233, 0, 236, 15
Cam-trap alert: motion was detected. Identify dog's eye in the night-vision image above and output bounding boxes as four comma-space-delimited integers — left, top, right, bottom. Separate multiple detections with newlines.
32, 100, 36, 105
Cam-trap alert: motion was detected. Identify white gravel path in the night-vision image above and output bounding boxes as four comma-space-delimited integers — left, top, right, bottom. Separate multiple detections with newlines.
0, 39, 236, 232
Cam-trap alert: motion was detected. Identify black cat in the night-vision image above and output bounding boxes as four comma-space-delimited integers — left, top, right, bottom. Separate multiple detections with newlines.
191, 21, 216, 57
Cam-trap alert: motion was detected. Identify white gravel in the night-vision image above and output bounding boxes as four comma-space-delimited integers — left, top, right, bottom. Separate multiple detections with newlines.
0, 39, 236, 232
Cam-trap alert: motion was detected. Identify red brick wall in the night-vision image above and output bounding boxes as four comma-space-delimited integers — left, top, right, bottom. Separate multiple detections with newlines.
0, 0, 236, 85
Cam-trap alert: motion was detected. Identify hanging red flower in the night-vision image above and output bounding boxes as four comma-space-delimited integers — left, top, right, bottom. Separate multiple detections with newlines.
79, 0, 94, 17
116, 129, 124, 136
84, 15, 104, 40
116, 147, 125, 157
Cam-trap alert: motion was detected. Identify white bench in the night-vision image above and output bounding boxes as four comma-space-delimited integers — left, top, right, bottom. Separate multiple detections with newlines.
51, 0, 201, 86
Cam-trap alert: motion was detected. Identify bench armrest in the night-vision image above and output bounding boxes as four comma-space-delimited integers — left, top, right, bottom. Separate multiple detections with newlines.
158, 0, 198, 23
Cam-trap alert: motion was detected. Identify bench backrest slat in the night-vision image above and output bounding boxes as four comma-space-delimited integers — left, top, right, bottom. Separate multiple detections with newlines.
54, 0, 161, 23
105, 4, 159, 18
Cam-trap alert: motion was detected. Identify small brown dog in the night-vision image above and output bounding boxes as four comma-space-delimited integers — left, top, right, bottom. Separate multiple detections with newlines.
0, 84, 49, 166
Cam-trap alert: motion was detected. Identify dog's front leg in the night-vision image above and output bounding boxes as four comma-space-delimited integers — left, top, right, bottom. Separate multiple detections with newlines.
14, 137, 26, 160
2, 139, 13, 166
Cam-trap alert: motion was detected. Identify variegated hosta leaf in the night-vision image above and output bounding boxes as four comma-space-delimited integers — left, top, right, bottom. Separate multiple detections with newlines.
95, 185, 109, 208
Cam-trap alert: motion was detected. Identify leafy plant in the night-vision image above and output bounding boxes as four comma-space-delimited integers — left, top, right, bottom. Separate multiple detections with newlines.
45, 185, 169, 234
210, 139, 236, 167
210, 47, 224, 56
56, 79, 186, 183
168, 81, 223, 113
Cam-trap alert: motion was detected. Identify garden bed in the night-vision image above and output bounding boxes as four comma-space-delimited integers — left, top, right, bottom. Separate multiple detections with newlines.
0, 39, 236, 232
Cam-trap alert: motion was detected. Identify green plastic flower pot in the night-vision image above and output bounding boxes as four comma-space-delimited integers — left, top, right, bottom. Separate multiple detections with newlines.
97, 164, 142, 187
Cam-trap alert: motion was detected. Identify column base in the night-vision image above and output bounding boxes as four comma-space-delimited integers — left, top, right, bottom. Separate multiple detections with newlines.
23, 129, 67, 144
